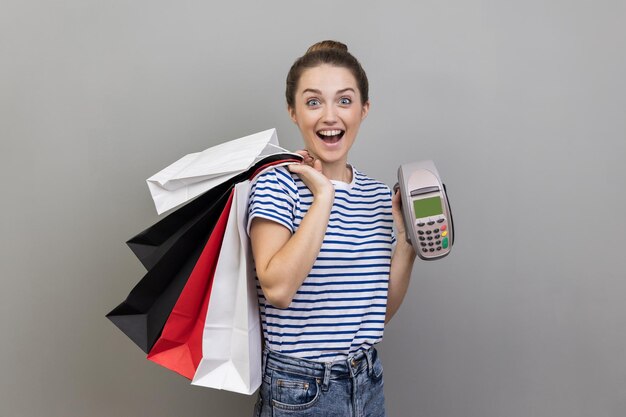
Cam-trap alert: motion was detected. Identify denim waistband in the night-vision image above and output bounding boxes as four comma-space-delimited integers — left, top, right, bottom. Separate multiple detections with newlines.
262, 346, 377, 386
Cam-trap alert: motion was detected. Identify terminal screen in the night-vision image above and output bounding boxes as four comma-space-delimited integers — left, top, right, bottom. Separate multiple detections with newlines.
413, 196, 443, 219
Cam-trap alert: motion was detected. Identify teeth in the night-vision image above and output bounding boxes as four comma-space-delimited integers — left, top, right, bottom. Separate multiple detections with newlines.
318, 130, 343, 136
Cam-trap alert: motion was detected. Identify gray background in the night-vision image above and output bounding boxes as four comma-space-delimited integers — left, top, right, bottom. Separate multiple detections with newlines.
1, 0, 625, 416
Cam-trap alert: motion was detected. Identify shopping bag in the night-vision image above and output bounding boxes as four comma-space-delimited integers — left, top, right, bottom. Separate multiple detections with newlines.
191, 180, 262, 395
127, 179, 233, 271
142, 160, 299, 378
106, 187, 232, 353
106, 154, 301, 353
128, 152, 301, 270
147, 128, 290, 214
146, 191, 234, 379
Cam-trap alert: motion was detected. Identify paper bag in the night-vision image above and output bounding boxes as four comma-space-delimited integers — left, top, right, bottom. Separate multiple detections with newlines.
107, 154, 301, 354
147, 128, 290, 214
191, 180, 262, 395
127, 179, 233, 270
106, 188, 232, 353
128, 153, 301, 270
146, 191, 234, 379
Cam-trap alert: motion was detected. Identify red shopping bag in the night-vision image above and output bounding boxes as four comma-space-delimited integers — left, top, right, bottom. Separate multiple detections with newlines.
146, 190, 234, 379
106, 153, 301, 354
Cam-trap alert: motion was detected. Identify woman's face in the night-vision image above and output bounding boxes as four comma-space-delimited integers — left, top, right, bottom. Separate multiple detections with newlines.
289, 64, 369, 165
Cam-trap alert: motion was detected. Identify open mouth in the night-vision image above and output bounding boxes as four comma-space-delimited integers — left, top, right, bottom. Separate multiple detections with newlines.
316, 129, 345, 144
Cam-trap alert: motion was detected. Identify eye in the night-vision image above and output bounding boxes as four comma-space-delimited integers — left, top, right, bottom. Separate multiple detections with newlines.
339, 97, 352, 105
306, 98, 321, 107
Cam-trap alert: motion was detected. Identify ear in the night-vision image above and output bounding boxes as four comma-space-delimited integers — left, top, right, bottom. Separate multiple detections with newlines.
288, 105, 298, 124
361, 100, 370, 121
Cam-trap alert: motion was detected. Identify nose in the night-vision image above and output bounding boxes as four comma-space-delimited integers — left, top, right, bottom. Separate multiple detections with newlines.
321, 104, 337, 124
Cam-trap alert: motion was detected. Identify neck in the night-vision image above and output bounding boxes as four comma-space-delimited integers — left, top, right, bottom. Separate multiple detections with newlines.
321, 159, 352, 183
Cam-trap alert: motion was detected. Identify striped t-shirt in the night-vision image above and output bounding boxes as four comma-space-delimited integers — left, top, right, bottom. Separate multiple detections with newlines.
246, 165, 395, 362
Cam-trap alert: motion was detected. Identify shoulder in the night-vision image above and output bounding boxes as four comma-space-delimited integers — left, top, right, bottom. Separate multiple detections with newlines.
251, 165, 299, 196
352, 167, 393, 196
247, 165, 299, 234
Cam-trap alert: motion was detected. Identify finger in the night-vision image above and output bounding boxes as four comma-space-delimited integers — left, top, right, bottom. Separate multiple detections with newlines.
392, 189, 401, 202
287, 162, 315, 175
287, 163, 302, 173
313, 158, 323, 172
295, 150, 313, 165
295, 150, 313, 164
392, 197, 403, 213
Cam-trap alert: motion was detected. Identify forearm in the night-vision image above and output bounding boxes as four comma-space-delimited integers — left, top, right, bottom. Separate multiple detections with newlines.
385, 233, 417, 323
259, 195, 333, 307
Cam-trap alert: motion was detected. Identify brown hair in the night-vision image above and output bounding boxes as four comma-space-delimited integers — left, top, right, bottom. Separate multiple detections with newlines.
285, 40, 369, 109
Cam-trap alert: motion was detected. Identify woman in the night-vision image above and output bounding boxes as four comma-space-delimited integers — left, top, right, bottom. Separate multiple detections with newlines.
247, 40, 417, 416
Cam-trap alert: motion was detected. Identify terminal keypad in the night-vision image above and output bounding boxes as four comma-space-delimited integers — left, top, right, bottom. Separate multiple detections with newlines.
416, 216, 449, 254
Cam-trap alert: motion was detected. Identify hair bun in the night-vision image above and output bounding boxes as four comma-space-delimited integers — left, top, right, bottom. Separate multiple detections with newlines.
306, 40, 349, 54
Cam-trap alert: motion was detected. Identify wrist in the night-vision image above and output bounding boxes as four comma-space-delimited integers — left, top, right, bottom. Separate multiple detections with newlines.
312, 190, 334, 208
395, 234, 417, 256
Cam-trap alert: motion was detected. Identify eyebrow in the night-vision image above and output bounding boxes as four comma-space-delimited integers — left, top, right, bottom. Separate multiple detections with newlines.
301, 88, 356, 96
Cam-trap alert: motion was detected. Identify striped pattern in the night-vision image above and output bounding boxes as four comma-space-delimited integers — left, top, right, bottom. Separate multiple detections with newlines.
247, 165, 395, 362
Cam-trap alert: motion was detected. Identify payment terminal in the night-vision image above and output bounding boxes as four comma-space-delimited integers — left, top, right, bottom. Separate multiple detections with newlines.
395, 160, 454, 260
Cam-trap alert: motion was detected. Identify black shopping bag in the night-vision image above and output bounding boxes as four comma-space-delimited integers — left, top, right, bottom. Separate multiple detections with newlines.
107, 153, 302, 353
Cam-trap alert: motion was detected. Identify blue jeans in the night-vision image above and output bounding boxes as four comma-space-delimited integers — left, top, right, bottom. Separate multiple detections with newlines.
253, 347, 386, 417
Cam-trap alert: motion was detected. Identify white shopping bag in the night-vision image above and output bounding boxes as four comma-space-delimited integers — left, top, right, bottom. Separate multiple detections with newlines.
191, 180, 262, 395
148, 128, 290, 214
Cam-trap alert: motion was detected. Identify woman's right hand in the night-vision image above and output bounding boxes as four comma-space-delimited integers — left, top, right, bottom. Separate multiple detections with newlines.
288, 151, 334, 200
250, 149, 334, 308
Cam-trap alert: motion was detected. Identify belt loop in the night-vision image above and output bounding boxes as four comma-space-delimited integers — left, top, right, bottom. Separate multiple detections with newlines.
262, 347, 269, 376
365, 348, 374, 376
321, 362, 332, 391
